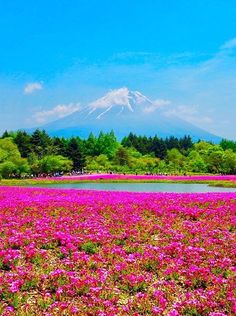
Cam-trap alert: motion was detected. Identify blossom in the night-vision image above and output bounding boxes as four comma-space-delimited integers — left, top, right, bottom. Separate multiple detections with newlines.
0, 186, 235, 314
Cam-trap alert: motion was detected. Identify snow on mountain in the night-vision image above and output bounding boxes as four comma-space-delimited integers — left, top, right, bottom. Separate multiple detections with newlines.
85, 87, 153, 119
40, 88, 221, 142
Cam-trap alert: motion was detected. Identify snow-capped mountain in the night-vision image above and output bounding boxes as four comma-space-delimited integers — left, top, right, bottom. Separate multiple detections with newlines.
41, 88, 221, 142
55, 88, 152, 122
87, 88, 152, 117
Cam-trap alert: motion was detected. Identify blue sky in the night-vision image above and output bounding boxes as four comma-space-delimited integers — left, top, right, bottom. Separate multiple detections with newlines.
0, 0, 236, 139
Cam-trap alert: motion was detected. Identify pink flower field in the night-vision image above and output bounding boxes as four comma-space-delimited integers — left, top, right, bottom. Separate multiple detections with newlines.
38, 174, 236, 184
0, 186, 235, 315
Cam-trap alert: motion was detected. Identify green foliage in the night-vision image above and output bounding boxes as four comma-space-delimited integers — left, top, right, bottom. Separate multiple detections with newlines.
80, 241, 99, 254
1, 130, 10, 138
0, 138, 30, 178
0, 129, 235, 177
115, 146, 131, 166
66, 137, 85, 171
187, 150, 207, 173
206, 147, 224, 173
183, 308, 202, 316
0, 162, 16, 180
96, 131, 118, 158
86, 154, 112, 171
14, 130, 32, 158
193, 141, 236, 174
53, 137, 68, 156
39, 155, 73, 173
0, 138, 21, 160
31, 129, 52, 158
167, 148, 185, 171
130, 154, 159, 173
0, 148, 8, 162
220, 139, 236, 152
21, 278, 38, 291
222, 149, 236, 174
149, 136, 167, 159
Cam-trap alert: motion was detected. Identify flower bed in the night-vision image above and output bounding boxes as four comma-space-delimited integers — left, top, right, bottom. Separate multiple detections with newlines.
43, 174, 236, 183
1, 174, 236, 188
0, 187, 235, 315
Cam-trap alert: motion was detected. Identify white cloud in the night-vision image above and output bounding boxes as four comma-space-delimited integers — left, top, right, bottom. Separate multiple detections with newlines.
164, 105, 213, 125
143, 99, 171, 113
22, 36, 236, 138
34, 103, 81, 123
24, 82, 43, 95
164, 105, 197, 117
220, 37, 236, 50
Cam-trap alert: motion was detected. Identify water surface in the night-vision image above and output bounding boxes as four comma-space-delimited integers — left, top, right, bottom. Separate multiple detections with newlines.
38, 182, 236, 193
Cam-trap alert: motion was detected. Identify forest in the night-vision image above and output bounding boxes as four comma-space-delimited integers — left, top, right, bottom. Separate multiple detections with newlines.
0, 129, 236, 178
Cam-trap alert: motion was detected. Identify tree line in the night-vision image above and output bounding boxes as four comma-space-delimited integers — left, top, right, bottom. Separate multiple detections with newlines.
0, 129, 236, 178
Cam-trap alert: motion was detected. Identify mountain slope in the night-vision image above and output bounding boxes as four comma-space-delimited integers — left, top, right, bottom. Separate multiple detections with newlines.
41, 88, 221, 142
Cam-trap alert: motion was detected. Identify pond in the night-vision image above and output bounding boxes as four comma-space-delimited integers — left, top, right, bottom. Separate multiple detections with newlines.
37, 182, 236, 193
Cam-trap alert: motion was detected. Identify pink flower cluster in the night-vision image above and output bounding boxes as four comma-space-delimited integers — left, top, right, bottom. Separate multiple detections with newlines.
0, 186, 235, 315
43, 173, 236, 183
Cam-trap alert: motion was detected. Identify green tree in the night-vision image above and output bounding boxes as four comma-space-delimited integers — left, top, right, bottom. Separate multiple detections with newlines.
157, 160, 168, 173
220, 139, 236, 153
39, 155, 73, 174
13, 157, 30, 176
149, 136, 167, 159
14, 130, 32, 158
222, 150, 236, 174
179, 135, 193, 154
165, 136, 180, 150
86, 154, 112, 171
0, 138, 22, 161
66, 138, 85, 171
1, 130, 10, 138
95, 131, 118, 158
31, 129, 52, 158
194, 141, 213, 155
0, 161, 17, 178
121, 132, 137, 148
115, 146, 130, 166
0, 138, 30, 178
85, 133, 98, 156
28, 153, 40, 175
206, 146, 224, 173
103, 131, 118, 158
0, 147, 8, 162
167, 148, 185, 168
131, 155, 159, 173
187, 150, 207, 173
53, 137, 68, 156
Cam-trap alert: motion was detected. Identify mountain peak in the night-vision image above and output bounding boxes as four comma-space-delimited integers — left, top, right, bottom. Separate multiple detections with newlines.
88, 87, 151, 119
40, 87, 221, 143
